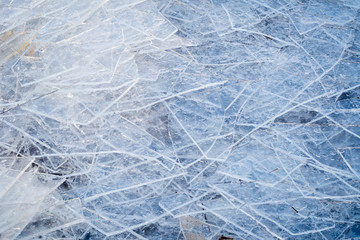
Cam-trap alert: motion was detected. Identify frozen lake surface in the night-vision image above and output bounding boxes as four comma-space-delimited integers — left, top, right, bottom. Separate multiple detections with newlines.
0, 0, 360, 239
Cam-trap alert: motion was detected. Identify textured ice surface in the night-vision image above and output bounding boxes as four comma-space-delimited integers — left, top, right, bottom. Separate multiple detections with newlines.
0, 0, 360, 239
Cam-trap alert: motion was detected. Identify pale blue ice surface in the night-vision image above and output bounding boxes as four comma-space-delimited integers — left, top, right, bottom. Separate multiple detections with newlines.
0, 0, 360, 239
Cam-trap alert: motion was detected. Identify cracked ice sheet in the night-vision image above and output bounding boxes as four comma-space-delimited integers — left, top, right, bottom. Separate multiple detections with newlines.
0, 0, 360, 239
